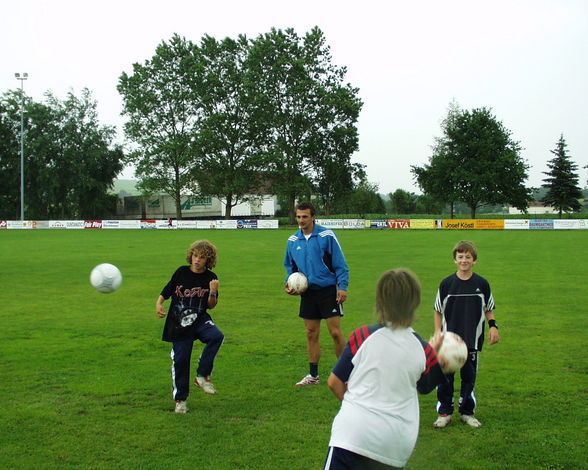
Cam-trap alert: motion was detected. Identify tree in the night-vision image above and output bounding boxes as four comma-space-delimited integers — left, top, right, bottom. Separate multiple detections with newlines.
541, 135, 583, 217
413, 104, 531, 218
247, 27, 362, 224
193, 35, 269, 219
118, 34, 203, 219
412, 101, 462, 217
0, 89, 123, 219
349, 180, 385, 217
0, 91, 22, 218
389, 189, 415, 214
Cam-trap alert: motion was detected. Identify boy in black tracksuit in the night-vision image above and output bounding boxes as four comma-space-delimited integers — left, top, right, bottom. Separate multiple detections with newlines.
156, 240, 224, 413
433, 240, 500, 429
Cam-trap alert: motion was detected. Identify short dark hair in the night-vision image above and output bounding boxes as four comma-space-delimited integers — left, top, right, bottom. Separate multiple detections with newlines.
452, 240, 478, 261
296, 201, 316, 216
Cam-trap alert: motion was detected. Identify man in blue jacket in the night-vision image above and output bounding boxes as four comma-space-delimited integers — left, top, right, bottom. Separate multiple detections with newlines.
284, 201, 349, 386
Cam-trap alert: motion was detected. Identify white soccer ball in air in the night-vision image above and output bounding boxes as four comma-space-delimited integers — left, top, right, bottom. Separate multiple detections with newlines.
436, 332, 468, 373
287, 272, 308, 294
90, 263, 123, 294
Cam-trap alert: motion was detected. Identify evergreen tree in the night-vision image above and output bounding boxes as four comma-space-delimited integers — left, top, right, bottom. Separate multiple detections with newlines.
541, 135, 582, 218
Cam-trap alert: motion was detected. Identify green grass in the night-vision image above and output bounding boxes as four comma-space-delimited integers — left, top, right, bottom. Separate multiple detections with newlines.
1, 229, 586, 469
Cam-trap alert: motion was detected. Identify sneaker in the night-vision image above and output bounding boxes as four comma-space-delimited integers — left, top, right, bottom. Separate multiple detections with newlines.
174, 400, 188, 414
194, 376, 217, 394
295, 374, 319, 386
433, 414, 452, 428
460, 415, 482, 428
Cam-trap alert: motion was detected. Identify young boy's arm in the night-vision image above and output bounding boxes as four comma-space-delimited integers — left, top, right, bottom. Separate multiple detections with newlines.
414, 333, 447, 394
485, 310, 500, 345
434, 310, 443, 333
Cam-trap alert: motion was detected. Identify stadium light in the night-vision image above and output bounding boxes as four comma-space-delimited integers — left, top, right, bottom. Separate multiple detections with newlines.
15, 72, 28, 221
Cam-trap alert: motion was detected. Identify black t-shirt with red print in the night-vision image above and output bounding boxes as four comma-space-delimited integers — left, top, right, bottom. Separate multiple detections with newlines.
160, 266, 218, 342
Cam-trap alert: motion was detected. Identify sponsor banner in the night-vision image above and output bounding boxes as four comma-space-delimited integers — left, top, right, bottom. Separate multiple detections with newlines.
237, 220, 258, 229
316, 219, 366, 229
196, 220, 217, 229
504, 219, 529, 230
0, 220, 7, 229
409, 219, 436, 229
474, 219, 504, 230
85, 220, 103, 229
177, 220, 197, 229
530, 219, 554, 230
65, 220, 85, 229
316, 219, 344, 229
343, 219, 365, 229
216, 220, 238, 230
257, 219, 279, 229
11, 220, 36, 229
34, 220, 49, 229
366, 219, 388, 229
49, 220, 68, 229
442, 219, 476, 230
103, 220, 141, 229
140, 219, 157, 229
387, 219, 411, 229
553, 219, 588, 230
155, 219, 175, 229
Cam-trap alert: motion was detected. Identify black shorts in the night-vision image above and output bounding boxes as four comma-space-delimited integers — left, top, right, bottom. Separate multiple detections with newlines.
299, 285, 343, 320
324, 447, 402, 470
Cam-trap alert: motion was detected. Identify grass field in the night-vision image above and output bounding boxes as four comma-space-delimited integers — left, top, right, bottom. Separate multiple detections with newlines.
1, 228, 586, 469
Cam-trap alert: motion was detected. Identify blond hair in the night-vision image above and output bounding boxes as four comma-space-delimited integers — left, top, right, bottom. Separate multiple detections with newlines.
185, 240, 217, 269
375, 269, 421, 328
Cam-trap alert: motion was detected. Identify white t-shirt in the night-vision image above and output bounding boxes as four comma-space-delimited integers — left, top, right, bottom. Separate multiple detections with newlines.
328, 327, 428, 468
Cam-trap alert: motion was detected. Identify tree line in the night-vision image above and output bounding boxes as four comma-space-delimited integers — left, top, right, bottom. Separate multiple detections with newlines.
1, 28, 584, 221
0, 89, 123, 219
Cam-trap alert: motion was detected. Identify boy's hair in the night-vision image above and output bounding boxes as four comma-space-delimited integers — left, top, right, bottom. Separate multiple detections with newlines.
452, 240, 478, 261
296, 201, 316, 216
375, 269, 421, 328
185, 240, 217, 269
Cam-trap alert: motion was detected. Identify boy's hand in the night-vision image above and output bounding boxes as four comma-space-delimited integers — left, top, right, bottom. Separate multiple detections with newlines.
429, 332, 444, 351
156, 304, 166, 318
488, 327, 500, 345
209, 279, 219, 293
336, 290, 347, 304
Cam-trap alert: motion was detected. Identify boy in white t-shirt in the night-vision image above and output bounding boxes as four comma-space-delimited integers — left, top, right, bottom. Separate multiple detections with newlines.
324, 269, 446, 470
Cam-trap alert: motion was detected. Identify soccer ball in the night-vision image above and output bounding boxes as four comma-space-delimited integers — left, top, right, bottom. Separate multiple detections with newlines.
287, 272, 308, 294
90, 263, 123, 293
436, 332, 468, 373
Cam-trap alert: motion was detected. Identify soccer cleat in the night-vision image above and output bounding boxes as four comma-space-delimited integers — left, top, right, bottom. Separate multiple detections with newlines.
433, 414, 452, 428
194, 376, 217, 394
460, 414, 482, 428
174, 400, 188, 414
295, 374, 319, 386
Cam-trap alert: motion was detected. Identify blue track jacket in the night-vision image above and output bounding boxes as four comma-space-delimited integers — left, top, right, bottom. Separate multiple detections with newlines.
284, 224, 349, 291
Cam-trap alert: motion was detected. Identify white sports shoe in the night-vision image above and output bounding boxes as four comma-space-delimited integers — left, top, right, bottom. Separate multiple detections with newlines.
174, 401, 188, 414
295, 374, 319, 386
195, 376, 217, 394
433, 414, 452, 428
460, 415, 482, 428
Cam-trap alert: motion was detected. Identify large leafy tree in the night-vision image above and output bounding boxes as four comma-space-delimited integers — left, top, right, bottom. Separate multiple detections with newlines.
247, 27, 363, 223
0, 89, 123, 219
118, 34, 204, 219
0, 92, 21, 218
194, 35, 269, 218
413, 105, 530, 218
541, 135, 582, 217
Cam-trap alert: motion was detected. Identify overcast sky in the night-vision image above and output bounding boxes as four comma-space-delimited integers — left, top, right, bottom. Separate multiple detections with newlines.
2, 0, 587, 194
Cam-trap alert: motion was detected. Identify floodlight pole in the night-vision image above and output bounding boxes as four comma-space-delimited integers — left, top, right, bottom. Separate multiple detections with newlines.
15, 72, 28, 221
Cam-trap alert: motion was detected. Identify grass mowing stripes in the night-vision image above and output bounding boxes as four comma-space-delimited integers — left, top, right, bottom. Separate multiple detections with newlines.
0, 229, 586, 469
